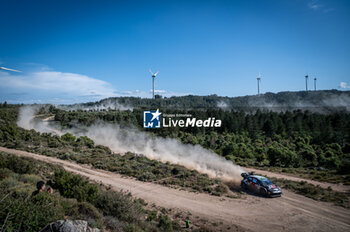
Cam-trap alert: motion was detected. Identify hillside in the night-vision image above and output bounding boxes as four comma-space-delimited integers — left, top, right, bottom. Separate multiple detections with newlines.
1, 96, 349, 231
62, 90, 350, 112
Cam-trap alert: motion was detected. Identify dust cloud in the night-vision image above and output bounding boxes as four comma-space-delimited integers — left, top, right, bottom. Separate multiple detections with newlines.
17, 106, 245, 182
58, 99, 133, 111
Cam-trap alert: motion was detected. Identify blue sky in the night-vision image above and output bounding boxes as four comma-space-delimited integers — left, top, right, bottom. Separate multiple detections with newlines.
0, 0, 349, 104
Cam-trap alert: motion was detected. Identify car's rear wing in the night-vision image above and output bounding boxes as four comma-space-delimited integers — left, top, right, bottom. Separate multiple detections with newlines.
241, 171, 254, 178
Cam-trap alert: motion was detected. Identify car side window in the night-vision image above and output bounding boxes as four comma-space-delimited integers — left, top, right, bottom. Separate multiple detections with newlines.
248, 177, 252, 182
252, 178, 258, 184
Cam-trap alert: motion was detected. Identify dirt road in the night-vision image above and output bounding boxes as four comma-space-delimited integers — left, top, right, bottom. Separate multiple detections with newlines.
1, 147, 349, 232
245, 167, 350, 193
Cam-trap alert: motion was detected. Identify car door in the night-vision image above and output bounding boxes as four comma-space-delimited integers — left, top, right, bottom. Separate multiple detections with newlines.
251, 178, 259, 192
247, 177, 253, 191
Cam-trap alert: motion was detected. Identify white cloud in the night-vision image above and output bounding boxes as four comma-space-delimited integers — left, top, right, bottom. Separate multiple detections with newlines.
152, 89, 167, 94
0, 68, 190, 103
120, 89, 189, 98
150, 89, 190, 97
307, 0, 334, 13
0, 71, 117, 97
308, 0, 323, 10
340, 82, 350, 89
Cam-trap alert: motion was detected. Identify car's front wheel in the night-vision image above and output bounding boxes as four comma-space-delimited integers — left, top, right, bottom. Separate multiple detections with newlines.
260, 188, 268, 197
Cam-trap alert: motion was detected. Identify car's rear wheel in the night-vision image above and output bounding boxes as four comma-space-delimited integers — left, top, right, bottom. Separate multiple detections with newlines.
260, 188, 268, 197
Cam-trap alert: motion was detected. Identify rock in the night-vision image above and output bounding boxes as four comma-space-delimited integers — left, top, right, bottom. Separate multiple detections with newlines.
40, 219, 100, 232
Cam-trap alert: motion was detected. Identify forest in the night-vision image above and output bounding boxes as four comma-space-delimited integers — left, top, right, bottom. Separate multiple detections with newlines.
1, 90, 350, 231
1, 90, 350, 177
70, 89, 350, 111
51, 105, 350, 176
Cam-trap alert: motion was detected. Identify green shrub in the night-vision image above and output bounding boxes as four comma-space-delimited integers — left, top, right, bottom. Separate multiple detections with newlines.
103, 216, 125, 231
60, 197, 79, 216
158, 215, 173, 232
213, 183, 228, 195
76, 202, 103, 229
0, 152, 172, 232
0, 191, 64, 232
95, 190, 143, 223
19, 174, 42, 185
270, 177, 349, 208
147, 210, 158, 221
0, 153, 36, 174
124, 224, 143, 232
0, 176, 21, 192
61, 133, 76, 143
0, 168, 15, 180
49, 170, 99, 203
76, 136, 95, 148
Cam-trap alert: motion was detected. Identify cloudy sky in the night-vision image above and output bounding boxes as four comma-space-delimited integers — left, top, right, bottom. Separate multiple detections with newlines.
0, 0, 349, 104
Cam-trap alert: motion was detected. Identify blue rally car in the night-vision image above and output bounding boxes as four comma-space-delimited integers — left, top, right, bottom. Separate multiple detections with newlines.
241, 172, 282, 197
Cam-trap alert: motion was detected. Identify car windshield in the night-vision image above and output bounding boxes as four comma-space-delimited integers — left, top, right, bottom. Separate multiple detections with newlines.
260, 178, 273, 186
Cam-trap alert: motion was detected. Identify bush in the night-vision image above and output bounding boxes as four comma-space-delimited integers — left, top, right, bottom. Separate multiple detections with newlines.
76, 202, 103, 229
103, 216, 125, 231
76, 136, 95, 148
0, 168, 15, 180
158, 215, 173, 232
267, 147, 300, 167
270, 177, 349, 208
61, 133, 76, 143
0, 153, 36, 174
0, 176, 21, 192
0, 191, 64, 232
19, 174, 42, 185
213, 183, 228, 195
49, 170, 99, 203
0, 152, 169, 232
60, 198, 79, 216
95, 190, 143, 223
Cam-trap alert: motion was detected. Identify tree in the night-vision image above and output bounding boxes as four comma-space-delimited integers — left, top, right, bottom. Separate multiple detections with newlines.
61, 133, 76, 143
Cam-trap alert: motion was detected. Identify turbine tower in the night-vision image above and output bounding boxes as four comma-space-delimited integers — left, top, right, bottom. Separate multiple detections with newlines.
314, 77, 317, 91
305, 74, 308, 91
0, 66, 21, 72
257, 73, 261, 95
149, 69, 159, 99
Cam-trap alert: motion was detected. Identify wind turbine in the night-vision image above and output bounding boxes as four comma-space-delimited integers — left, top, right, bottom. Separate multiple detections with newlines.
149, 69, 159, 99
0, 66, 21, 72
257, 73, 261, 95
314, 77, 317, 91
305, 74, 309, 91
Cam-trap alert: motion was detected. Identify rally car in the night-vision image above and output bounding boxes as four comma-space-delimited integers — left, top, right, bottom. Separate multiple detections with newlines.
241, 172, 282, 197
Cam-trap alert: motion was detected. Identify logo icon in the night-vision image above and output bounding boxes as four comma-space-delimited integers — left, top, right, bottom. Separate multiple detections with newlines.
143, 109, 162, 128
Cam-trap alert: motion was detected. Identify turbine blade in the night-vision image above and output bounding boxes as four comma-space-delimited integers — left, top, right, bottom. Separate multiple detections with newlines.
0, 67, 21, 72
154, 71, 159, 76
149, 68, 153, 75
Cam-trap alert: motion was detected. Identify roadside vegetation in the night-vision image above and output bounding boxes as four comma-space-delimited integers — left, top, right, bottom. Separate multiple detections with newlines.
0, 99, 349, 204
0, 152, 181, 232
252, 166, 350, 185
0, 105, 232, 197
269, 177, 350, 208
51, 103, 350, 183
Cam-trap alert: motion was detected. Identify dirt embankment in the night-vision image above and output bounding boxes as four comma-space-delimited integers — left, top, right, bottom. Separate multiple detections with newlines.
1, 147, 349, 232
